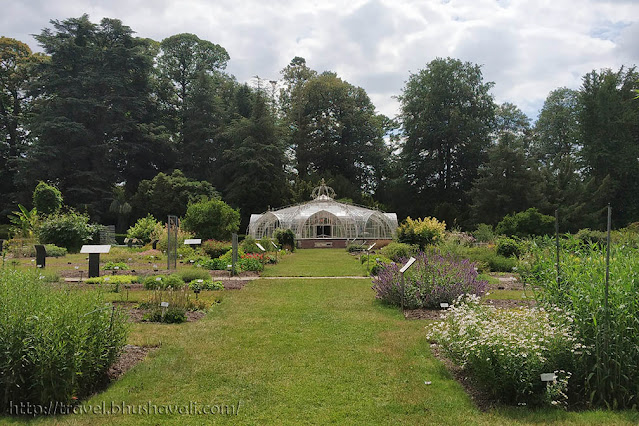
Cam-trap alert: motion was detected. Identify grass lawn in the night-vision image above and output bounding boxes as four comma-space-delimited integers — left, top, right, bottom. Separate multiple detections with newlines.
262, 248, 367, 277
3, 249, 638, 424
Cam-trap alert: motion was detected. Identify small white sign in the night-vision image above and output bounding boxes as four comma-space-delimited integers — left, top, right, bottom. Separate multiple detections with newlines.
440, 303, 449, 309
227, 264, 232, 268
256, 243, 266, 252
400, 257, 417, 274
540, 373, 556, 382
367, 243, 376, 251
80, 245, 111, 254
184, 239, 202, 245
155, 277, 162, 282
197, 279, 203, 283
271, 241, 278, 249
160, 302, 169, 308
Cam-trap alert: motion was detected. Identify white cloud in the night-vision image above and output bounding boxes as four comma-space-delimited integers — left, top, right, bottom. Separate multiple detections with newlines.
1, 0, 637, 120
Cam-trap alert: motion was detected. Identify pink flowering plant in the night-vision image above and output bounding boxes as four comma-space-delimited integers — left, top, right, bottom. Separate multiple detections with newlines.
427, 294, 581, 406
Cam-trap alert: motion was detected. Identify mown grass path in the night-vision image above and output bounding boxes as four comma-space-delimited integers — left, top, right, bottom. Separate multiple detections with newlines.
14, 250, 639, 425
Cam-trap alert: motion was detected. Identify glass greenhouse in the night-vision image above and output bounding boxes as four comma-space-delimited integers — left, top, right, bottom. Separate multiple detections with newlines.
248, 181, 398, 241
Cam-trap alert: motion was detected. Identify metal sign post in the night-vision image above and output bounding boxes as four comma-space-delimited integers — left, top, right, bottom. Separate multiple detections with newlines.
366, 243, 376, 273
80, 245, 111, 278
167, 215, 178, 270
232, 233, 238, 276
399, 257, 417, 315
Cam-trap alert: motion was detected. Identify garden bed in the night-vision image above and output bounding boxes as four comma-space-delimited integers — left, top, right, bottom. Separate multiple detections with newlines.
112, 302, 207, 323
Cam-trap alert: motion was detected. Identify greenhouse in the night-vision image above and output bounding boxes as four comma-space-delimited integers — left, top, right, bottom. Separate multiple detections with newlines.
248, 180, 398, 248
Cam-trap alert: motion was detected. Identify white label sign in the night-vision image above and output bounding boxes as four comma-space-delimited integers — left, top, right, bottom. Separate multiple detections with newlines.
256, 243, 266, 252
367, 243, 376, 251
160, 302, 169, 308
80, 245, 111, 254
540, 373, 556, 382
400, 257, 417, 274
271, 241, 278, 249
184, 239, 202, 245
440, 303, 449, 309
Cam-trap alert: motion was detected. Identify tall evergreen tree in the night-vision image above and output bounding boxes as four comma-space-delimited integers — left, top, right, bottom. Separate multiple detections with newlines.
579, 66, 639, 226
222, 89, 289, 229
0, 37, 46, 217
27, 15, 167, 220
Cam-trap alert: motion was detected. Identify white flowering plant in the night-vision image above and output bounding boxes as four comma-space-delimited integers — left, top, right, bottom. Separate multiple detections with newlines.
427, 294, 581, 406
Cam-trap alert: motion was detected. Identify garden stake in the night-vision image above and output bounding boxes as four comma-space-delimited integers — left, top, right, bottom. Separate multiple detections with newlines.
555, 209, 560, 290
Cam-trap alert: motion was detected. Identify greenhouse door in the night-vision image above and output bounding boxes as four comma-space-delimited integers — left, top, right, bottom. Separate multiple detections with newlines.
316, 225, 331, 237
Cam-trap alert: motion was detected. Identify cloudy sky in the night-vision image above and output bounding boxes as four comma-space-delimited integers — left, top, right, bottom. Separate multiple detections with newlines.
2, 0, 638, 121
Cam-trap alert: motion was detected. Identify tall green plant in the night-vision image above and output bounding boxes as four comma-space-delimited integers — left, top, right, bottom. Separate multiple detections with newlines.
0, 269, 128, 409
521, 236, 639, 408
8, 204, 38, 238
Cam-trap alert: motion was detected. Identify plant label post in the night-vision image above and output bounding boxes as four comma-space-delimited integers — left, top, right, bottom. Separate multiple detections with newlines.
232, 233, 238, 276
367, 243, 376, 272
399, 257, 417, 315
555, 209, 560, 289
160, 301, 169, 320
34, 244, 46, 268
0, 239, 4, 252
256, 243, 266, 267
271, 241, 279, 262
167, 215, 178, 270
80, 245, 111, 278
152, 239, 159, 250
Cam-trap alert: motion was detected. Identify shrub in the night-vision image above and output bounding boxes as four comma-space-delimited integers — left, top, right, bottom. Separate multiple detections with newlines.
44, 244, 67, 257
201, 239, 232, 258
144, 306, 186, 324
151, 223, 193, 252
103, 261, 128, 270
85, 275, 139, 285
397, 217, 446, 249
363, 255, 393, 276
176, 268, 211, 283
380, 242, 418, 262
187, 279, 224, 291
472, 223, 495, 243
273, 228, 295, 251
143, 274, 185, 290
126, 214, 159, 244
240, 235, 261, 253
496, 238, 521, 258
496, 208, 554, 238
32, 181, 63, 216
239, 257, 264, 272
196, 257, 228, 270
574, 228, 607, 246
346, 242, 366, 253
427, 295, 578, 406
38, 210, 95, 253
372, 251, 487, 309
181, 198, 240, 240
465, 246, 517, 273
0, 269, 127, 409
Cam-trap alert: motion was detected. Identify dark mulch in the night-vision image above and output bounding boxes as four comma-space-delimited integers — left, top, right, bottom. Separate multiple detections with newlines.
483, 299, 536, 308
429, 343, 495, 412
489, 273, 522, 291
113, 302, 207, 323
107, 344, 157, 381
404, 309, 445, 320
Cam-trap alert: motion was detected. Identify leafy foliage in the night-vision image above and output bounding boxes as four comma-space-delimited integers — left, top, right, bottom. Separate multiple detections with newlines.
126, 214, 159, 244
496, 208, 554, 238
32, 181, 62, 215
380, 242, 418, 262
37, 210, 95, 252
397, 217, 446, 250
181, 198, 239, 240
0, 269, 128, 409
273, 228, 295, 251
201, 239, 232, 258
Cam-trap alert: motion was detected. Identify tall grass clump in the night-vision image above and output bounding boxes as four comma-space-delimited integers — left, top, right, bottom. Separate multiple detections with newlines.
372, 251, 487, 309
521, 235, 639, 408
0, 269, 128, 411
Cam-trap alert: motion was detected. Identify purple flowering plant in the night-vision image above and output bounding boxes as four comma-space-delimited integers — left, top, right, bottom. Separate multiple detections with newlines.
371, 251, 488, 309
